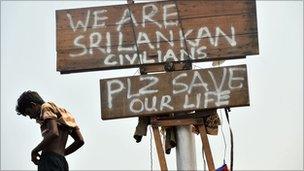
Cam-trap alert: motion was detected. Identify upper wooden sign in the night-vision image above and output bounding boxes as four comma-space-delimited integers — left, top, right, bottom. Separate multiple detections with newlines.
57, 0, 259, 74
100, 64, 249, 120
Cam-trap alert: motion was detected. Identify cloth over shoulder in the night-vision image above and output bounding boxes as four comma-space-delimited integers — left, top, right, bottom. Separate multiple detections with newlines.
39, 102, 78, 128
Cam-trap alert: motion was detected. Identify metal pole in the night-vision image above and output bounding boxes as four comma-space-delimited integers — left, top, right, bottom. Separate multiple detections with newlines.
176, 125, 197, 170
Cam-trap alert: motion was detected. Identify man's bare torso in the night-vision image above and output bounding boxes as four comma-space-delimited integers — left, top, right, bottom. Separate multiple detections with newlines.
41, 124, 69, 156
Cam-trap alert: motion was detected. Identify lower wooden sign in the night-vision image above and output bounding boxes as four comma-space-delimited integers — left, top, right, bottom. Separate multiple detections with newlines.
100, 64, 249, 120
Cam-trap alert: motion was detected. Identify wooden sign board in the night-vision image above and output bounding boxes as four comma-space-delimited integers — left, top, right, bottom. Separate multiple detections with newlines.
56, 0, 259, 74
100, 64, 249, 120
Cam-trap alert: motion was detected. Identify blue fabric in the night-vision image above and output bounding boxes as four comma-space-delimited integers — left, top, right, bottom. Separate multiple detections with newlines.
216, 164, 229, 171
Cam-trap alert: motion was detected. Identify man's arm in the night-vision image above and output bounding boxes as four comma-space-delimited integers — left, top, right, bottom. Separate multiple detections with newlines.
64, 126, 84, 156
31, 119, 59, 165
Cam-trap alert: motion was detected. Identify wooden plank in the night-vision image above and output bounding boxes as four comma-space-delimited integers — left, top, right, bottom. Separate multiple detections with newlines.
152, 126, 168, 171
56, 1, 255, 29
57, 33, 255, 73
57, 13, 257, 50
198, 123, 215, 171
100, 64, 249, 120
56, 0, 259, 74
151, 118, 204, 127
138, 62, 189, 74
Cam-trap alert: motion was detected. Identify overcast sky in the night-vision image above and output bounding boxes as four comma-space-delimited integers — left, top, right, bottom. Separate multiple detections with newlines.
1, 1, 303, 170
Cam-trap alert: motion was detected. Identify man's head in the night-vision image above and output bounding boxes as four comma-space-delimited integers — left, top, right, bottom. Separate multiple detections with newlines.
16, 90, 45, 119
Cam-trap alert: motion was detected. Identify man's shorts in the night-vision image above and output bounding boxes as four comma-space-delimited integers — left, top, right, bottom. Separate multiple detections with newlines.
38, 151, 69, 171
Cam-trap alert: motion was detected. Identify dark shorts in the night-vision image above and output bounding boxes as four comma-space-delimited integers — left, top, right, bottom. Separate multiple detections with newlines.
38, 151, 69, 171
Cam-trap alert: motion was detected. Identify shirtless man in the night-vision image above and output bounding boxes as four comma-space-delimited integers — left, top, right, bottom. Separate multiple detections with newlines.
16, 90, 84, 171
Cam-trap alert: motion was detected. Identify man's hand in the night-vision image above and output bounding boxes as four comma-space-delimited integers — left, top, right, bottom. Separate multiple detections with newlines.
64, 126, 84, 156
30, 119, 59, 165
31, 149, 40, 165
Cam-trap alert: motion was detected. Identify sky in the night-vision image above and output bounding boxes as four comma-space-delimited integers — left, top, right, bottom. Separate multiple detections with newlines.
1, 0, 303, 170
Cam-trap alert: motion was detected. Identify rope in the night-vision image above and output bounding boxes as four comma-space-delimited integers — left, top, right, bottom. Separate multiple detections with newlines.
202, 147, 207, 171
219, 109, 228, 164
224, 108, 234, 171
149, 126, 153, 171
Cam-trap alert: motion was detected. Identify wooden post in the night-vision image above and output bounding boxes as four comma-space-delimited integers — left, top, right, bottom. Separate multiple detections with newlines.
198, 123, 216, 171
152, 125, 168, 171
